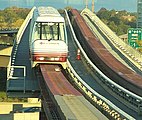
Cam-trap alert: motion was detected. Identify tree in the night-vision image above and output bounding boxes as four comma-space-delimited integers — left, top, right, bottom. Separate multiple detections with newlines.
0, 7, 30, 29
65, 6, 72, 11
11, 19, 24, 28
97, 8, 111, 20
97, 7, 136, 35
109, 16, 120, 25
108, 21, 117, 32
109, 9, 116, 17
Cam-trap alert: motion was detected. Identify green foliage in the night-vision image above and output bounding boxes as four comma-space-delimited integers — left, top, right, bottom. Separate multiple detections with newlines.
97, 8, 111, 20
96, 8, 137, 35
108, 21, 117, 32
109, 16, 120, 25
0, 6, 30, 29
65, 6, 73, 11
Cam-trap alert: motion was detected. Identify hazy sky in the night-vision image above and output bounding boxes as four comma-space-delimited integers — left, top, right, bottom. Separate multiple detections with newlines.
94, 0, 137, 12
0, 0, 137, 12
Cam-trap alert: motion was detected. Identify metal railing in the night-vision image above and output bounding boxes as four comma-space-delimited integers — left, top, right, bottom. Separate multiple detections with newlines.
7, 7, 36, 93
7, 66, 26, 93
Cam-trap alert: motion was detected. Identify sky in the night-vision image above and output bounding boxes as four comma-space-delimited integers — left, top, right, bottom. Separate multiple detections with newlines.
94, 0, 137, 12
0, 0, 137, 12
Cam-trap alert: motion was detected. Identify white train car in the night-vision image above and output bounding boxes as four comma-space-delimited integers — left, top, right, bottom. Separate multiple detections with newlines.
30, 6, 68, 69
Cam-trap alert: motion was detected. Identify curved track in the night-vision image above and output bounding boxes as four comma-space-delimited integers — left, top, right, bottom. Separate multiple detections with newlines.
81, 10, 142, 76
67, 9, 142, 119
69, 9, 142, 97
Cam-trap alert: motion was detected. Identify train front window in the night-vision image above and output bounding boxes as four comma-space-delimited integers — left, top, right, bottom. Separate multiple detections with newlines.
34, 22, 65, 41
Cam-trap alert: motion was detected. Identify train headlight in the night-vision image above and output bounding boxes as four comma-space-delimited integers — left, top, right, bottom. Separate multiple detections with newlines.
39, 57, 44, 60
50, 58, 55, 61
55, 58, 60, 61
50, 58, 60, 61
36, 57, 45, 60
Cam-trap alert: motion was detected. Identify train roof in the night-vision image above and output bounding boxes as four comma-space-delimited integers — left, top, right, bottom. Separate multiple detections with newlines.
34, 6, 64, 23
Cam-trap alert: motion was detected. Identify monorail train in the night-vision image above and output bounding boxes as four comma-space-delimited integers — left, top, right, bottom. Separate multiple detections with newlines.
29, 6, 68, 69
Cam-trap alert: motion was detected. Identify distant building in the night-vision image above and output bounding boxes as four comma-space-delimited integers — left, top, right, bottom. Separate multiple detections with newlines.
119, 34, 128, 43
137, 0, 142, 28
122, 15, 135, 22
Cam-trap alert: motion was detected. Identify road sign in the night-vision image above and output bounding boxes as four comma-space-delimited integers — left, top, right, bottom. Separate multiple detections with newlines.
128, 28, 142, 48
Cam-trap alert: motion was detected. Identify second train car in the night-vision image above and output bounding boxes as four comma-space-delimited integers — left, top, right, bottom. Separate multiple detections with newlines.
29, 6, 68, 69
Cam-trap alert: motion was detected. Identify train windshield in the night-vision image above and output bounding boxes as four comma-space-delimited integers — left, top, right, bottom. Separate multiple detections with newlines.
34, 22, 65, 41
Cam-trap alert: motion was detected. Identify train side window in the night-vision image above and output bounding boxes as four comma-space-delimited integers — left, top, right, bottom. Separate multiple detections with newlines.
59, 23, 65, 41
42, 25, 48, 39
34, 23, 40, 40
52, 24, 58, 40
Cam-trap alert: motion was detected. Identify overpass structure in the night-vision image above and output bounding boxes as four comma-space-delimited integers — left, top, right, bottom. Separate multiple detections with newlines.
0, 28, 18, 67
3, 6, 142, 120
0, 46, 12, 67
0, 28, 18, 35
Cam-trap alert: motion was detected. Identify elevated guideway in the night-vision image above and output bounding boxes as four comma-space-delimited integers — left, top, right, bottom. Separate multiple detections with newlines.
5, 7, 108, 120
65, 10, 136, 119
81, 14, 133, 71
37, 64, 107, 120
7, 7, 40, 97
69, 8, 142, 119
5, 6, 140, 119
81, 8, 142, 74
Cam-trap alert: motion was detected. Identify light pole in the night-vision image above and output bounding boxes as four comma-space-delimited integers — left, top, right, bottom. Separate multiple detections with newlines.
85, 0, 88, 8
92, 0, 95, 12
85, 0, 95, 12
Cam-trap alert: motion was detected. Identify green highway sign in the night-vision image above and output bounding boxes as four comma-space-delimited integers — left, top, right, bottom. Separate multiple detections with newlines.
128, 28, 142, 48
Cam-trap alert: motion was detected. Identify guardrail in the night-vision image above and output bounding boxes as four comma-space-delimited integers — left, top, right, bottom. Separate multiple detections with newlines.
7, 7, 36, 93
80, 8, 142, 114
65, 10, 135, 119
7, 66, 26, 93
